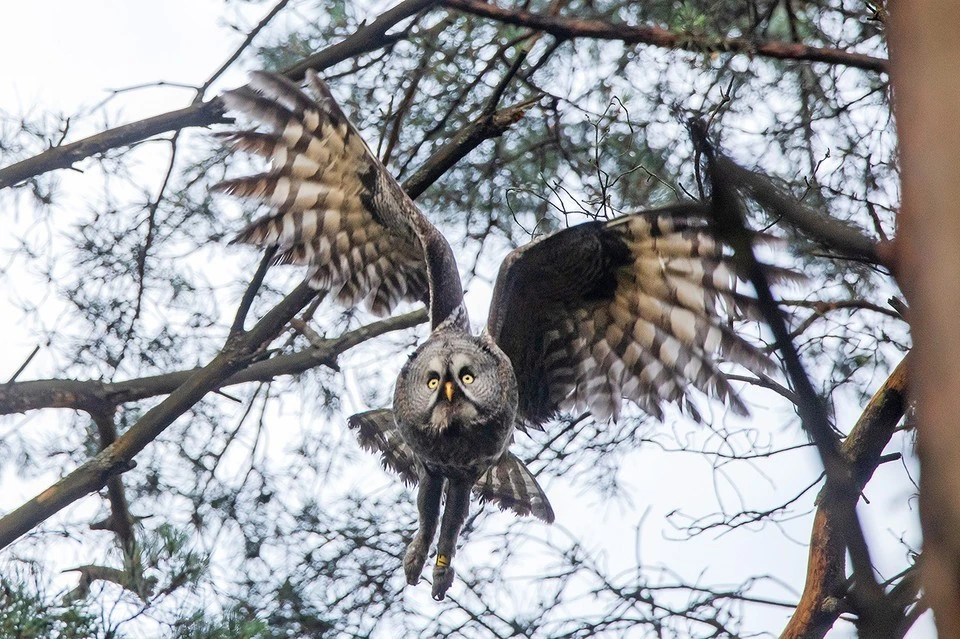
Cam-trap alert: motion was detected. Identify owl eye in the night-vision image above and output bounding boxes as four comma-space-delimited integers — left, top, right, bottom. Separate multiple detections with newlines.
460, 371, 475, 384
427, 375, 440, 390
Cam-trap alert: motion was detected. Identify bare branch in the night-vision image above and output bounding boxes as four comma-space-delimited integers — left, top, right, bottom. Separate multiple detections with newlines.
229, 246, 278, 337
282, 0, 439, 81
403, 96, 541, 198
780, 298, 903, 320
0, 101, 228, 191
0, 309, 426, 417
0, 0, 435, 191
0, 282, 317, 551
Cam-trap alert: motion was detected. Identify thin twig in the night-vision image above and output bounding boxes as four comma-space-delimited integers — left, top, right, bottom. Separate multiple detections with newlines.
6, 345, 40, 384
230, 246, 278, 337
197, 0, 292, 100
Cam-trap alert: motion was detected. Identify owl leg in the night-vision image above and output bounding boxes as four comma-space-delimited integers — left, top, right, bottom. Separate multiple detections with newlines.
431, 478, 471, 601
404, 472, 443, 586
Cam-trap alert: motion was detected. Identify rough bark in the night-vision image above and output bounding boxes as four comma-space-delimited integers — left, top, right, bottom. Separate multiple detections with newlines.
781, 355, 909, 639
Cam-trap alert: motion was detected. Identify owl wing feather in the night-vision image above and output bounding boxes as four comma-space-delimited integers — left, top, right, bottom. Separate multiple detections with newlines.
473, 453, 555, 523
348, 409, 420, 487
214, 71, 466, 329
487, 203, 792, 428
348, 409, 554, 522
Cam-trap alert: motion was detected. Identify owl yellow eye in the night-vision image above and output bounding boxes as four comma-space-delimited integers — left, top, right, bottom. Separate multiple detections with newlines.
460, 372, 475, 385
427, 376, 440, 389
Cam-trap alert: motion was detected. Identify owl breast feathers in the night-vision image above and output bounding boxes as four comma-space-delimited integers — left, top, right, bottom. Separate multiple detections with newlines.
215, 70, 789, 600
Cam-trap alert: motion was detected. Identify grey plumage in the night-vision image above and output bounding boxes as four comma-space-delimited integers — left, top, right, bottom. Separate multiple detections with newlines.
349, 408, 554, 522
216, 71, 782, 601
215, 71, 462, 325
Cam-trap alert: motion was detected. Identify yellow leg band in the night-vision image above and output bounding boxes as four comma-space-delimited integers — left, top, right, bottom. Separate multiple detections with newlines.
436, 554, 450, 568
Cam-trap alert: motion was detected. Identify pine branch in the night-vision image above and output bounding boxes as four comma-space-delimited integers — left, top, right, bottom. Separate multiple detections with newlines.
442, 0, 888, 74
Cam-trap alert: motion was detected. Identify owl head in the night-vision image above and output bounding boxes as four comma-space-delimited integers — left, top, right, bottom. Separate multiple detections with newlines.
394, 330, 518, 436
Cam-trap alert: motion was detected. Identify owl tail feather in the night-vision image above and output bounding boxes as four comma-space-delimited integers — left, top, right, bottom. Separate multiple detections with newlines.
474, 454, 555, 524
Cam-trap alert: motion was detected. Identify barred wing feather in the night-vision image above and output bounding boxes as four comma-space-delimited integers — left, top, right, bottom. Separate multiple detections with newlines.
488, 204, 790, 428
213, 71, 431, 316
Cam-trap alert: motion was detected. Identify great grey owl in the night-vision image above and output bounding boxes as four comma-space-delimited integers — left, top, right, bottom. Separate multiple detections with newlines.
215, 71, 780, 600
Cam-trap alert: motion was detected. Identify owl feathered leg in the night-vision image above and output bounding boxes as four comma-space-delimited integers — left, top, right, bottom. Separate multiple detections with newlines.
432, 477, 472, 600
404, 473, 443, 586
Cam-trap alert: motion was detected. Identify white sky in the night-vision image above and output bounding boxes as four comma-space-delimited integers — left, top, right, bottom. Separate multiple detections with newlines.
2, 2, 239, 110
0, 2, 931, 637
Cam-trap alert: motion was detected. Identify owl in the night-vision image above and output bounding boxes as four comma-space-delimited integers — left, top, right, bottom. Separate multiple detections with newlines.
215, 71, 780, 600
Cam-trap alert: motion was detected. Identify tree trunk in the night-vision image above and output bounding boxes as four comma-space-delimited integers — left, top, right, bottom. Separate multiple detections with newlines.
890, 2, 960, 635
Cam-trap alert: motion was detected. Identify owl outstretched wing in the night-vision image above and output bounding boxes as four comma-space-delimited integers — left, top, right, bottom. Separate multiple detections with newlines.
347, 409, 554, 523
214, 71, 466, 330
487, 204, 790, 428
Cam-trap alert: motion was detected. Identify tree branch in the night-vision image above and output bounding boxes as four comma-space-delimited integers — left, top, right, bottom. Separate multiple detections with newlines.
229, 246, 278, 337
717, 157, 884, 266
0, 282, 317, 551
781, 354, 909, 639
402, 95, 541, 198
0, 101, 228, 191
442, 0, 888, 74
0, 309, 426, 417
282, 0, 438, 81
0, 0, 436, 191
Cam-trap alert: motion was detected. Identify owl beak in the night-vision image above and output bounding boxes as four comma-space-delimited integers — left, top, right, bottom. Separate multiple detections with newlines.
444, 380, 455, 402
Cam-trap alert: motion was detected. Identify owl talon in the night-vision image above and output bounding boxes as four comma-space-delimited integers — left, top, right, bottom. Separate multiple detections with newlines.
432, 564, 455, 600
403, 541, 428, 586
